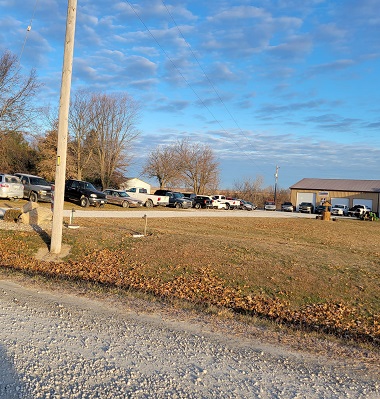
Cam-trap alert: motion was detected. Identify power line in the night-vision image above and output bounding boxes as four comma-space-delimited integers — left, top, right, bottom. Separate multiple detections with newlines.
18, 0, 40, 62
160, 1, 269, 176
125, 0, 267, 176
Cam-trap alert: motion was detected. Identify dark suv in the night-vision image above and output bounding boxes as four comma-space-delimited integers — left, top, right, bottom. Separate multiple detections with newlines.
15, 173, 52, 202
65, 179, 107, 207
193, 195, 213, 209
154, 190, 193, 209
298, 202, 314, 213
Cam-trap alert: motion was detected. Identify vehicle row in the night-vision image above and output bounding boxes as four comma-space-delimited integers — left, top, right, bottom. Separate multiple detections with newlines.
155, 190, 257, 210
0, 172, 52, 202
1, 174, 375, 219
297, 202, 371, 217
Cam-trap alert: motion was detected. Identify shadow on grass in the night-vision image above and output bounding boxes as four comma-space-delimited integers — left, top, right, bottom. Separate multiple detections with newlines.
31, 225, 51, 250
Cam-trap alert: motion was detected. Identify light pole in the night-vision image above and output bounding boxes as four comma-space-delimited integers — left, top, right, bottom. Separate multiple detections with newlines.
274, 165, 279, 206
50, 0, 77, 254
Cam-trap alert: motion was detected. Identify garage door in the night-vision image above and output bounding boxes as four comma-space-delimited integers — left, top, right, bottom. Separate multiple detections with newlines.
353, 199, 373, 210
331, 197, 349, 207
296, 193, 316, 211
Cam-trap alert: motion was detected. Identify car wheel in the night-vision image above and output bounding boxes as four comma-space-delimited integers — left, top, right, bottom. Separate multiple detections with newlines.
225, 203, 230, 210
175, 202, 181, 209
145, 199, 153, 208
194, 203, 201, 209
29, 192, 38, 202
122, 201, 129, 208
80, 196, 90, 207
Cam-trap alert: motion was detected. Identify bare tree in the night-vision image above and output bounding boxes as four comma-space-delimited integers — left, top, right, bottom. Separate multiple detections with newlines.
142, 144, 182, 189
68, 90, 97, 180
174, 139, 219, 194
232, 176, 264, 204
0, 50, 42, 132
231, 177, 291, 208
91, 93, 140, 189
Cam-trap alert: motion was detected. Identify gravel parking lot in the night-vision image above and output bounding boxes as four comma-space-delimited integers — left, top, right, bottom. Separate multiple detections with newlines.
1, 279, 379, 399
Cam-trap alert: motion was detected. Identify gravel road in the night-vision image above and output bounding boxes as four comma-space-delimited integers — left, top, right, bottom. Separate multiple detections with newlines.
1, 279, 379, 399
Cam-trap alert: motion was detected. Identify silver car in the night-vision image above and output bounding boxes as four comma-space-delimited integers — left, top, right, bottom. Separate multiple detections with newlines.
0, 173, 24, 200
264, 201, 276, 211
103, 189, 143, 208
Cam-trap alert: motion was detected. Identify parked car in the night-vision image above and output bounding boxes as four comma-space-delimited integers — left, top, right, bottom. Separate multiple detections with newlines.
103, 189, 143, 208
239, 199, 256, 211
0, 173, 24, 200
264, 201, 276, 211
347, 204, 371, 217
212, 195, 240, 210
15, 173, 52, 202
193, 195, 213, 209
331, 204, 349, 216
281, 201, 294, 212
154, 190, 193, 209
314, 204, 331, 214
125, 186, 169, 207
182, 193, 197, 207
298, 202, 314, 213
65, 179, 107, 207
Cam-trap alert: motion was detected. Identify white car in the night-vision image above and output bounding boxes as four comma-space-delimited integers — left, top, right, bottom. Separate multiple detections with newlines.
331, 204, 349, 216
0, 173, 24, 200
264, 201, 276, 211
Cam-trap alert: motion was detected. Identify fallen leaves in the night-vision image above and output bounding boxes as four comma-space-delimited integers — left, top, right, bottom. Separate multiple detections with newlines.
0, 241, 379, 346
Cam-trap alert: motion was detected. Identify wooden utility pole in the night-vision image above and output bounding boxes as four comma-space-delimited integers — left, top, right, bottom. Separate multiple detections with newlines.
50, 0, 77, 254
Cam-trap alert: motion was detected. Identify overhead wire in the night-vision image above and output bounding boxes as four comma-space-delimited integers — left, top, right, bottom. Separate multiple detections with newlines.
160, 1, 270, 175
124, 0, 268, 176
18, 0, 40, 62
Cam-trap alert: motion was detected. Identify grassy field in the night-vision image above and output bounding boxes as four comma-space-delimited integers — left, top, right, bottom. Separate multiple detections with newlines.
0, 210, 379, 344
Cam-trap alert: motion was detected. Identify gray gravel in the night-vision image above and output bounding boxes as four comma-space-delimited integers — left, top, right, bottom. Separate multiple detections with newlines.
1, 279, 379, 399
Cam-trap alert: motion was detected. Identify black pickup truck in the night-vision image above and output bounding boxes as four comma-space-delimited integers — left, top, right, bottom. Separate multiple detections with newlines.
65, 179, 107, 207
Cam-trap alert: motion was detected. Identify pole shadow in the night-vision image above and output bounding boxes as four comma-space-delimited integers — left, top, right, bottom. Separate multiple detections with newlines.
0, 345, 31, 398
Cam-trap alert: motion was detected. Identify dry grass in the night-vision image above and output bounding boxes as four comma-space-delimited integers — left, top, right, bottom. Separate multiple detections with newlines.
0, 213, 379, 344
60, 217, 380, 312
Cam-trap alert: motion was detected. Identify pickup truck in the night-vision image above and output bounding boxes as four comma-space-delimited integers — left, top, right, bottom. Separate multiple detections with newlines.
125, 187, 169, 207
154, 190, 193, 209
347, 204, 371, 217
212, 195, 240, 210
298, 202, 314, 213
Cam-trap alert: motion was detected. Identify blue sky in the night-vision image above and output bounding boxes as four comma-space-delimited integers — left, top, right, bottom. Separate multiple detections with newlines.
1, 0, 379, 189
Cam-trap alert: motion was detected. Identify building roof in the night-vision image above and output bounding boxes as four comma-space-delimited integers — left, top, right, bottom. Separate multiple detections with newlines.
290, 178, 380, 193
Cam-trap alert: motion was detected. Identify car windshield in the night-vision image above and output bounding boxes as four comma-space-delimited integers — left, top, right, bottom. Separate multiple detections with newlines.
173, 192, 184, 199
30, 177, 50, 186
266, 201, 275, 205
118, 191, 129, 197
334, 205, 344, 208
81, 182, 96, 190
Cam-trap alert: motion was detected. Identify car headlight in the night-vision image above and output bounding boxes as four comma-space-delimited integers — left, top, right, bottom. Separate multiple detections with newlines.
39, 190, 47, 195
90, 194, 97, 198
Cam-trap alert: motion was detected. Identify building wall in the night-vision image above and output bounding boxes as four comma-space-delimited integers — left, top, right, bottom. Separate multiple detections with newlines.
290, 189, 380, 213
122, 178, 151, 192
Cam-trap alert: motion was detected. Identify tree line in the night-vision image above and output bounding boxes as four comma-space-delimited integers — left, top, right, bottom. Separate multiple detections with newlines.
0, 50, 289, 205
